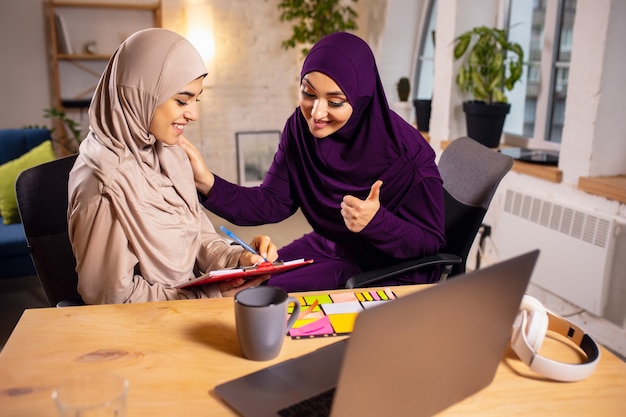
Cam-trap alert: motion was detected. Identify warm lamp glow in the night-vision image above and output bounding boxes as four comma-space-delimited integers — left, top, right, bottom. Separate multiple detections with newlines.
185, 1, 216, 87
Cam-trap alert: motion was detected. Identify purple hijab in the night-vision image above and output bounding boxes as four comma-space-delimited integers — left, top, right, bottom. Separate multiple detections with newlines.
274, 32, 440, 242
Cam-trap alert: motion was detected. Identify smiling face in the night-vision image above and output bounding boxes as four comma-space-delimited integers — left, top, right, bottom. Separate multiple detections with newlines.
298, 71, 353, 138
149, 77, 204, 145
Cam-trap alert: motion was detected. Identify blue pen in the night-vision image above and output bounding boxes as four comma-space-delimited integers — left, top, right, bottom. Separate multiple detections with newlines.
219, 226, 268, 262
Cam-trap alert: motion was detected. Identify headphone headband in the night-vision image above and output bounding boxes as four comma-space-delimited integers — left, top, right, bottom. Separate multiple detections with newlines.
511, 296, 600, 382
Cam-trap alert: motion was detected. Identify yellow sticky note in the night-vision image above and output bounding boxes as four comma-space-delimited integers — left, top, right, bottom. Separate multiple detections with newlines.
328, 313, 359, 334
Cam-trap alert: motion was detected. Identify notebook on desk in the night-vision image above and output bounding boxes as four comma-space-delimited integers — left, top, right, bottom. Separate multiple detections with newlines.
214, 250, 540, 417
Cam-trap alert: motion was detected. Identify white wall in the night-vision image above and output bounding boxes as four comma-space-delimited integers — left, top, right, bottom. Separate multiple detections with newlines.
374, 0, 421, 103
0, 1, 52, 129
560, 0, 626, 180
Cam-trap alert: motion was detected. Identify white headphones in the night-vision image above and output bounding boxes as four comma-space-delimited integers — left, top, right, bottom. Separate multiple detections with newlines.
511, 295, 600, 382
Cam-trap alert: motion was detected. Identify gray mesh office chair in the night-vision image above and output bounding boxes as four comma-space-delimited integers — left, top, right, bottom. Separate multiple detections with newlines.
345, 137, 513, 288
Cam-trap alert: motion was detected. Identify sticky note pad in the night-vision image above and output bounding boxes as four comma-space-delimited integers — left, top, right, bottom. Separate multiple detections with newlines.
368, 291, 381, 301
297, 310, 325, 320
360, 291, 373, 301
384, 288, 396, 300
289, 316, 334, 337
362, 300, 388, 309
330, 292, 358, 303
321, 301, 363, 315
292, 317, 320, 329
303, 294, 333, 305
328, 313, 358, 334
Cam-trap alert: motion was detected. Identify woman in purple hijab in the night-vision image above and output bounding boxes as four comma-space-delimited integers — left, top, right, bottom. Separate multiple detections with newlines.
181, 32, 445, 291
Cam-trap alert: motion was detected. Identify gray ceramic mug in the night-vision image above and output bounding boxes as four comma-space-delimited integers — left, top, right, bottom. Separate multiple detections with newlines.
234, 286, 301, 361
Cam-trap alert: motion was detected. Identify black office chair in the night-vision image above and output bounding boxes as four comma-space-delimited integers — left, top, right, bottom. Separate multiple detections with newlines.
15, 153, 84, 307
345, 137, 513, 288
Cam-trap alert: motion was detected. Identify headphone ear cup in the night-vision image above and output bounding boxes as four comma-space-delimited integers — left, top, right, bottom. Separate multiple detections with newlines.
519, 295, 548, 352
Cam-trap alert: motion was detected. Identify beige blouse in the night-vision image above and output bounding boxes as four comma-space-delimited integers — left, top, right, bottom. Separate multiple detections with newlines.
68, 29, 242, 304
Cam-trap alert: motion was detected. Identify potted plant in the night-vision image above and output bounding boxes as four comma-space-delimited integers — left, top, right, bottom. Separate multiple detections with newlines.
44, 108, 82, 156
454, 26, 524, 147
277, 0, 358, 56
413, 99, 432, 133
397, 77, 410, 102
26, 108, 82, 156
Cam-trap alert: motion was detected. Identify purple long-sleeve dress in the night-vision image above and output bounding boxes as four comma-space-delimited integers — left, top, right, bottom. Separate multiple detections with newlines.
202, 33, 445, 291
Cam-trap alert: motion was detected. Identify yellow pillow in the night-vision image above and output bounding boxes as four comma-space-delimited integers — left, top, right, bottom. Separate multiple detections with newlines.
0, 140, 56, 224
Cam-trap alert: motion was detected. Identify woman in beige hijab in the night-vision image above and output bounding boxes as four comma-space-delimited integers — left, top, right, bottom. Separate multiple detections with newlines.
68, 28, 277, 304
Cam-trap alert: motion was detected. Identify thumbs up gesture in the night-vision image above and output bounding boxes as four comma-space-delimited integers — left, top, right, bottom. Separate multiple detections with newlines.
340, 180, 383, 233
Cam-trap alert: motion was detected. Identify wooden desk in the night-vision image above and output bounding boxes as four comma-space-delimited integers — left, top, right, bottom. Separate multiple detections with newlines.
1, 286, 625, 416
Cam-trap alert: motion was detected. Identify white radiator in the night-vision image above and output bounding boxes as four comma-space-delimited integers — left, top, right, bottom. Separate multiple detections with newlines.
495, 189, 621, 315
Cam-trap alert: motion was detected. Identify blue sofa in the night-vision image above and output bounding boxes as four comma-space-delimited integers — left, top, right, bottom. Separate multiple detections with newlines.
0, 128, 52, 278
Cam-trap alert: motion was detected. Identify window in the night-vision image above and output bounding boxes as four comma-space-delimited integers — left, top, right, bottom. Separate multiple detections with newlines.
414, 0, 437, 101
504, 0, 577, 145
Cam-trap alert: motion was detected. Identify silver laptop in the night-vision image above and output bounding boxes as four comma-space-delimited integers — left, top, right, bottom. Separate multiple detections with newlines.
215, 250, 539, 417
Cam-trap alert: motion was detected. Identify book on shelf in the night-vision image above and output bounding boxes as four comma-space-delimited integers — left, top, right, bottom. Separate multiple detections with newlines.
54, 13, 73, 55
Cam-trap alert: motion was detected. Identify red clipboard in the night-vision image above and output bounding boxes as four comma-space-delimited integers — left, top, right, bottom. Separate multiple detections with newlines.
176, 259, 314, 289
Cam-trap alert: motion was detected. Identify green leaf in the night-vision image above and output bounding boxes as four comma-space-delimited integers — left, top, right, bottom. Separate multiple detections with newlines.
278, 0, 359, 53
454, 34, 471, 59
488, 72, 502, 93
456, 66, 469, 92
493, 90, 506, 103
471, 71, 487, 100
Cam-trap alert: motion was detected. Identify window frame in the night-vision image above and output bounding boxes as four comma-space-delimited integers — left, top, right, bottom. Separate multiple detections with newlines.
503, 0, 575, 149
412, 0, 437, 101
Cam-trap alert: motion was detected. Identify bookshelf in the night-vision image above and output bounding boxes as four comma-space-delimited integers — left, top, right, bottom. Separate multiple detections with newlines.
44, 1, 162, 110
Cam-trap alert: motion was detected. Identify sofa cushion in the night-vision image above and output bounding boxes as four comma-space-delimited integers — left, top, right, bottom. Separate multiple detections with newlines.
0, 223, 31, 257
0, 128, 52, 164
0, 140, 56, 224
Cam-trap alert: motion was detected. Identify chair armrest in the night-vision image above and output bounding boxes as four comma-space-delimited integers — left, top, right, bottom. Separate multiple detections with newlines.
56, 299, 86, 308
344, 253, 462, 289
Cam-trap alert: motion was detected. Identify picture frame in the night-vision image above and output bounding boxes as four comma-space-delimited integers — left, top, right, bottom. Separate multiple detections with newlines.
235, 130, 281, 186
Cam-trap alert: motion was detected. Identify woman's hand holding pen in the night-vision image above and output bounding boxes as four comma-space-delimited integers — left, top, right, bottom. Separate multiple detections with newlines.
177, 135, 215, 196
341, 180, 382, 233
238, 235, 278, 267
219, 235, 278, 296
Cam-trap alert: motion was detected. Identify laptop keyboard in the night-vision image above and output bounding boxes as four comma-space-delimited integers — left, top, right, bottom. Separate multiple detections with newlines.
277, 388, 336, 417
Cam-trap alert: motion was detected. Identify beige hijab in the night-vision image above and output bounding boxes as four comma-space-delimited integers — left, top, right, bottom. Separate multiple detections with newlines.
69, 29, 230, 302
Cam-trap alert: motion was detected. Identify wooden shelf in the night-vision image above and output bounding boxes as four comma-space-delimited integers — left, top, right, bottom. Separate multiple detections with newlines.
511, 160, 562, 183
578, 175, 626, 203
51, 1, 161, 11
58, 53, 110, 60
45, 0, 162, 110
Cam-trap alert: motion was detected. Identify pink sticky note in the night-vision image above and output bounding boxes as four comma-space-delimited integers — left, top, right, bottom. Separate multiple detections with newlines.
289, 316, 334, 337
369, 291, 381, 301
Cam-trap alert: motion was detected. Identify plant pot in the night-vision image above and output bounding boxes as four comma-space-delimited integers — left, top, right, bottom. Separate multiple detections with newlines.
413, 99, 432, 132
462, 101, 510, 148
